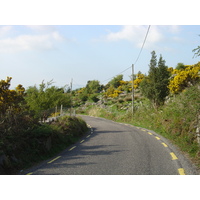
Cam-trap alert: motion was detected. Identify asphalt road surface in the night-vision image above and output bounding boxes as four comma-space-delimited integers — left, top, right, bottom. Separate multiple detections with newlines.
23, 115, 198, 175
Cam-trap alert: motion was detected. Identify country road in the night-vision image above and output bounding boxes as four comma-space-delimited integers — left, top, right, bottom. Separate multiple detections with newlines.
23, 115, 198, 175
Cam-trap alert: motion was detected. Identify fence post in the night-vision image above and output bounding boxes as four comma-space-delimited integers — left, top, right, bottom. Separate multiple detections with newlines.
196, 113, 200, 145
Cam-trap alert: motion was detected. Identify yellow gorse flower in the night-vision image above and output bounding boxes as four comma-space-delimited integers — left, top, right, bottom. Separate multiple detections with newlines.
168, 62, 200, 94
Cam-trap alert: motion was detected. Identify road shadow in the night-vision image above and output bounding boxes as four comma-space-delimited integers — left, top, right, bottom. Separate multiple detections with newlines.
27, 125, 128, 174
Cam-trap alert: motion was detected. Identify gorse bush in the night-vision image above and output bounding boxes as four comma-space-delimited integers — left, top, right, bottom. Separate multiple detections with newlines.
168, 62, 200, 94
0, 77, 88, 174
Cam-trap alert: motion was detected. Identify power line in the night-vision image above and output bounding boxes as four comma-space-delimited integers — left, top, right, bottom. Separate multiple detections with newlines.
102, 65, 132, 83
133, 25, 151, 65
101, 25, 151, 84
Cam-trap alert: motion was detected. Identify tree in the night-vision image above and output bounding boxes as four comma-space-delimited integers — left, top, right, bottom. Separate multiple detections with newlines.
156, 55, 170, 102
25, 81, 70, 118
0, 77, 26, 115
85, 80, 101, 94
140, 51, 170, 108
140, 51, 157, 105
0, 77, 35, 141
106, 75, 123, 89
192, 35, 200, 57
176, 63, 185, 70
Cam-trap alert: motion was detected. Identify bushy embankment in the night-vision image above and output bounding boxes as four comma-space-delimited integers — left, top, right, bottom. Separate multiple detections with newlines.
0, 116, 88, 174
84, 85, 200, 166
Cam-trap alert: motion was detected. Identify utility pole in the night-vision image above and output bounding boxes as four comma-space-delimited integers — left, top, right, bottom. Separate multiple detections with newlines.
55, 105, 57, 117
131, 64, 134, 116
60, 104, 63, 116
70, 78, 73, 117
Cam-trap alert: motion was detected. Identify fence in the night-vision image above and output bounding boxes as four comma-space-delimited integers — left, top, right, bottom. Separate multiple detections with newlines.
38, 106, 76, 123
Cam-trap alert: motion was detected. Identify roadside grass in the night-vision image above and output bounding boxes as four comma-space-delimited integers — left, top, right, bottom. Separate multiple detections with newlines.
0, 116, 88, 174
83, 85, 200, 168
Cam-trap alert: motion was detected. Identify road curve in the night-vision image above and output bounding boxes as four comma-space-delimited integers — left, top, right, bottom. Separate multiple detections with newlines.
24, 115, 198, 175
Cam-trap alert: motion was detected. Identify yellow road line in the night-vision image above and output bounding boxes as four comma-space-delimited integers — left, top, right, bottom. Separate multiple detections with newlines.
141, 129, 146, 132
48, 156, 61, 164
170, 152, 178, 160
148, 132, 152, 135
26, 172, 33, 175
69, 146, 76, 151
80, 140, 85, 143
162, 143, 168, 147
178, 168, 186, 175
86, 135, 91, 138
155, 136, 161, 140
87, 124, 91, 128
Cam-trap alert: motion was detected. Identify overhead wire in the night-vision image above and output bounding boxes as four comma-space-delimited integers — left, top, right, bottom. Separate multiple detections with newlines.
133, 25, 151, 65
102, 65, 132, 83
101, 25, 151, 84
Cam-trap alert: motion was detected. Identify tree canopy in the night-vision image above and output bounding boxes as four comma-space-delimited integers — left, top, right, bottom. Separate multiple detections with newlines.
140, 51, 170, 107
25, 80, 70, 118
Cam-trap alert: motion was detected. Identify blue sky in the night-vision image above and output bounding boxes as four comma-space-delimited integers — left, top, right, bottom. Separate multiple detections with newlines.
0, 25, 200, 89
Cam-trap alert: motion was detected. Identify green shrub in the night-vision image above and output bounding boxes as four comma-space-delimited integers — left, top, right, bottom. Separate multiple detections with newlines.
0, 115, 88, 174
89, 94, 99, 103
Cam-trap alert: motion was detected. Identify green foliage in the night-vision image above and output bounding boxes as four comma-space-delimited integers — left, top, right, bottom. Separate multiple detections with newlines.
106, 74, 123, 88
140, 51, 170, 108
0, 115, 88, 174
80, 93, 88, 102
0, 77, 26, 115
85, 80, 101, 94
193, 35, 200, 58
0, 77, 34, 141
104, 75, 127, 98
25, 80, 70, 118
176, 63, 185, 70
89, 94, 99, 102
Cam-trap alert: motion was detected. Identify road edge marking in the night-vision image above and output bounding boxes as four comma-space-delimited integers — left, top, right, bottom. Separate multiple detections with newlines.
178, 168, 186, 175
170, 152, 178, 160
86, 135, 91, 138
69, 146, 76, 151
47, 156, 61, 164
161, 143, 168, 147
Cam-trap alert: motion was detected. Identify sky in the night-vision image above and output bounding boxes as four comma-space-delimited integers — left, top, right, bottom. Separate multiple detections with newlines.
0, 25, 200, 90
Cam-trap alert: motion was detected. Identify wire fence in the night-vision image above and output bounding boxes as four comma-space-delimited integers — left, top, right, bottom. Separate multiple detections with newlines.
38, 106, 76, 123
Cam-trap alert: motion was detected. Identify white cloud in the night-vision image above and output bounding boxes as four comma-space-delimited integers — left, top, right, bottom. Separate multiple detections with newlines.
0, 25, 12, 37
106, 26, 143, 42
105, 25, 163, 47
0, 30, 64, 53
51, 31, 63, 41
101, 25, 181, 49
26, 25, 56, 32
166, 25, 180, 33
